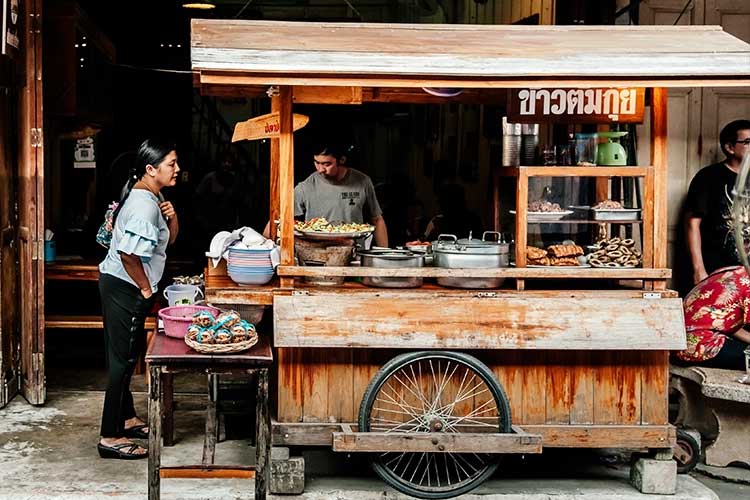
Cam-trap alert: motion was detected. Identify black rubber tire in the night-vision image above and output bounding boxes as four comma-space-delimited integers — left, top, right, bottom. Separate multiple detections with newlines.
358, 351, 512, 499
674, 429, 700, 474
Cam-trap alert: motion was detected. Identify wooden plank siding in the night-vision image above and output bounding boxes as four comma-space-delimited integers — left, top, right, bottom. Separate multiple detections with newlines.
275, 350, 670, 433
273, 294, 686, 350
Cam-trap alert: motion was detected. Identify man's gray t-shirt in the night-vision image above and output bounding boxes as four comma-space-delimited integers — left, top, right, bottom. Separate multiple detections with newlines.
294, 168, 382, 223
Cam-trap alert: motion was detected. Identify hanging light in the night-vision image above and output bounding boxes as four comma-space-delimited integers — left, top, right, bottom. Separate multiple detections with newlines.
182, 2, 216, 9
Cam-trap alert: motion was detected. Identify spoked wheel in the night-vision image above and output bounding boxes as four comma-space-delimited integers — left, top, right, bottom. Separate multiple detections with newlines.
358, 351, 512, 499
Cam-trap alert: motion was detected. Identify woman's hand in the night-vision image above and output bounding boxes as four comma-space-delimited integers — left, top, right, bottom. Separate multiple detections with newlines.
140, 287, 154, 300
160, 201, 176, 220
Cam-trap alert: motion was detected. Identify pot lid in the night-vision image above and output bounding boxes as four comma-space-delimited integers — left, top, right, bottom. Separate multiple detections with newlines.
455, 231, 506, 246
433, 233, 509, 255
358, 249, 423, 260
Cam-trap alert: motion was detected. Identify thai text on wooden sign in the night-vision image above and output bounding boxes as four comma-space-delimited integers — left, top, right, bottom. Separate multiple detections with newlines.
232, 112, 309, 142
507, 88, 645, 124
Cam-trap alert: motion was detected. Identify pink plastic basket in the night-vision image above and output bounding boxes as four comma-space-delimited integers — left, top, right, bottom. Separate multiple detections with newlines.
158, 305, 221, 339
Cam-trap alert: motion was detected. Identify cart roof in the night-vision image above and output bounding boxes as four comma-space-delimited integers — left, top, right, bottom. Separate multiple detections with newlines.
191, 20, 750, 88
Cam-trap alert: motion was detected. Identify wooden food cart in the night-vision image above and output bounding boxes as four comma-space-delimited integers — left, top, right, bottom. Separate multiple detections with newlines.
193, 21, 750, 498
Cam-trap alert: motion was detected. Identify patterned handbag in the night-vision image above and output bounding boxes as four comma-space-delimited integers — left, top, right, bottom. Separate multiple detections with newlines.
95, 201, 119, 248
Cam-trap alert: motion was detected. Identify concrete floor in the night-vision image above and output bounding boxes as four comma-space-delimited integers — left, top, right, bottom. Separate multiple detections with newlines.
0, 383, 747, 500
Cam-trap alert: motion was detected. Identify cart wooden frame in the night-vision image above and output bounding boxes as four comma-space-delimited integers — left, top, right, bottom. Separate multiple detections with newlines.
192, 19, 750, 497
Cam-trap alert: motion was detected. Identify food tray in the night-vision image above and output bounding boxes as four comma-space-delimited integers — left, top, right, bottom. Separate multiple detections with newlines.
294, 229, 373, 240
509, 210, 574, 222
591, 208, 641, 221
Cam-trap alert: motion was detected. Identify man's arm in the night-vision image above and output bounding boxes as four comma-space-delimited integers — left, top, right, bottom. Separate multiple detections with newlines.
685, 215, 707, 284
733, 327, 750, 344
372, 215, 388, 248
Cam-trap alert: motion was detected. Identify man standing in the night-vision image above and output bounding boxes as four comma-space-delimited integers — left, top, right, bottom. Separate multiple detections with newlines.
685, 119, 750, 284
265, 143, 388, 247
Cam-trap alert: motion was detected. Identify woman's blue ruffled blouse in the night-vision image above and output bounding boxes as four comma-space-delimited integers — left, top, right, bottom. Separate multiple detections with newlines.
99, 189, 169, 292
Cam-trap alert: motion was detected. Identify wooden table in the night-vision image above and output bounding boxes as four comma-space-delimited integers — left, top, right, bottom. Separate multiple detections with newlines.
146, 333, 273, 500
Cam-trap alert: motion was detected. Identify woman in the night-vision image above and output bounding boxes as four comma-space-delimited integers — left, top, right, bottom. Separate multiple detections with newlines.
677, 265, 750, 370
97, 139, 180, 459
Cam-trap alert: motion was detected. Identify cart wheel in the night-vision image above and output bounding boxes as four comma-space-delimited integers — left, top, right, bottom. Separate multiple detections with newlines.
358, 351, 511, 499
674, 429, 700, 474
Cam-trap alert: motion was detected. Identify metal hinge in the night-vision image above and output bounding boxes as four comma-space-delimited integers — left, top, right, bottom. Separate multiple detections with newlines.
642, 292, 662, 299
475, 292, 497, 298
31, 239, 39, 260
266, 85, 280, 97
292, 290, 309, 296
31, 128, 42, 148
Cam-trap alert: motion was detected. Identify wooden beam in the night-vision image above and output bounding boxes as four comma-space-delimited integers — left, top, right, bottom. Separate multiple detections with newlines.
273, 422, 675, 449
293, 86, 362, 104
269, 95, 280, 241
651, 88, 668, 270
278, 86, 295, 289
332, 431, 542, 454
275, 266, 672, 279
273, 294, 686, 349
159, 466, 255, 479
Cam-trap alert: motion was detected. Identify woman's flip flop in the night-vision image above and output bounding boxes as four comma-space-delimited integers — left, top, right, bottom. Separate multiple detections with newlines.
97, 442, 148, 460
124, 424, 149, 439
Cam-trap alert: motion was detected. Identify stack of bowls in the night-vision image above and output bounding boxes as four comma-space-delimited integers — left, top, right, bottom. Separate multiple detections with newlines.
227, 247, 275, 285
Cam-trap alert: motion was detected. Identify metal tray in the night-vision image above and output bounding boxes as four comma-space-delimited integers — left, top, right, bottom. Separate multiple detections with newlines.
590, 208, 641, 221
509, 210, 573, 222
294, 229, 373, 240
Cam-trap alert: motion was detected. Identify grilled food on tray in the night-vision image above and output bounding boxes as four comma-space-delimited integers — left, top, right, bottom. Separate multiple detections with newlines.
592, 199, 624, 210
528, 200, 564, 213
295, 217, 374, 234
526, 244, 583, 266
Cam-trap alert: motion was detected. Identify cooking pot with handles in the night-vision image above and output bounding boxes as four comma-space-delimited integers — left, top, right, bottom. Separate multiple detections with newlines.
432, 232, 509, 289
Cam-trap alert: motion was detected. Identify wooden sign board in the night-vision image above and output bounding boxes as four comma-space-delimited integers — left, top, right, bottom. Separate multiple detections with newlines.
507, 88, 645, 124
232, 112, 309, 142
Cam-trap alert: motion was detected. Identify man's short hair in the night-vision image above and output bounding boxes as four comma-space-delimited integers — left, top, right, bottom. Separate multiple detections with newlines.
719, 119, 750, 157
312, 142, 347, 161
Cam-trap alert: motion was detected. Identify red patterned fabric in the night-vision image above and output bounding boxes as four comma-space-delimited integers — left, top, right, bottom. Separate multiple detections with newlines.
678, 266, 750, 362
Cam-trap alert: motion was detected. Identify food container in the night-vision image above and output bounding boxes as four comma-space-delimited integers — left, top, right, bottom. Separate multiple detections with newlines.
432, 232, 510, 289
358, 249, 424, 288
591, 208, 642, 221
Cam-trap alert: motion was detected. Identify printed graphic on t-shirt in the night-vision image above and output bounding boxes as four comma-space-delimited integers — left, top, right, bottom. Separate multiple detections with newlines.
341, 191, 361, 206
719, 184, 740, 265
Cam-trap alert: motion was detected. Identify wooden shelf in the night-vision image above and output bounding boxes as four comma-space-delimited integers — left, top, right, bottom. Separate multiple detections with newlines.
523, 219, 642, 225
277, 265, 671, 280
205, 276, 278, 305
498, 166, 651, 177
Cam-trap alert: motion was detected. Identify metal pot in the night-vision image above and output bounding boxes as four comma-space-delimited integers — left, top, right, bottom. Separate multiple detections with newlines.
358, 249, 424, 288
432, 232, 509, 289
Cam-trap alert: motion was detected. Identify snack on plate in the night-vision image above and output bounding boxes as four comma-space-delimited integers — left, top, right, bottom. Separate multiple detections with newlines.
186, 324, 203, 341
529, 256, 551, 266
588, 237, 641, 268
528, 200, 563, 213
192, 310, 216, 328
214, 328, 233, 344
215, 310, 241, 329
197, 330, 215, 344
526, 246, 547, 260
592, 200, 624, 210
550, 256, 579, 266
547, 244, 584, 258
295, 217, 374, 234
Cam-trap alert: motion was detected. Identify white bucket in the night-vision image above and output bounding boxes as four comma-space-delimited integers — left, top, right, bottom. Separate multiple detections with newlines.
163, 284, 203, 306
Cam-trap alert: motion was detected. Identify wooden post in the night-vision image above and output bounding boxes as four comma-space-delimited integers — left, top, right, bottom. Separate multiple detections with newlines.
202, 374, 218, 465
516, 169, 528, 291
269, 95, 280, 240
278, 86, 295, 289
162, 373, 174, 447
148, 364, 163, 500
255, 368, 271, 500
651, 88, 668, 290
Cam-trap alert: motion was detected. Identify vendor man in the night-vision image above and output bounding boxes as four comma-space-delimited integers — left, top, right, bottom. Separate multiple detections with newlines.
265, 143, 389, 247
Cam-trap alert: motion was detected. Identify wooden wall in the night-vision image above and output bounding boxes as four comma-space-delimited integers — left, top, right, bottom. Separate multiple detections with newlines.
459, 0, 555, 25
276, 348, 669, 428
